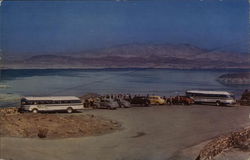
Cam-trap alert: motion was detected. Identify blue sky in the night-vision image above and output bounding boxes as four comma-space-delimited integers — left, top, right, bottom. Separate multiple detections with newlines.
1, 0, 249, 55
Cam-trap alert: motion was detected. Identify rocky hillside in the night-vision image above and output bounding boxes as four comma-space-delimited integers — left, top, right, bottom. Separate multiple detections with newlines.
217, 72, 250, 85
4, 43, 250, 69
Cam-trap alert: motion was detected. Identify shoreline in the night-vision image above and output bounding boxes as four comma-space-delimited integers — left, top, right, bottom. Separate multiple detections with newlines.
1, 67, 250, 71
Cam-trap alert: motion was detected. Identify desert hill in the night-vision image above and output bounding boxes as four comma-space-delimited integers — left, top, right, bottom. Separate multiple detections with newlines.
4, 43, 250, 69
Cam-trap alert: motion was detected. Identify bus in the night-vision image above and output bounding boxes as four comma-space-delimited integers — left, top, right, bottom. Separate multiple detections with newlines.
185, 90, 236, 106
20, 96, 84, 113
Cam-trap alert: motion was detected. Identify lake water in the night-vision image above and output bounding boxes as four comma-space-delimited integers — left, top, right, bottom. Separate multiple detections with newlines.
0, 68, 249, 106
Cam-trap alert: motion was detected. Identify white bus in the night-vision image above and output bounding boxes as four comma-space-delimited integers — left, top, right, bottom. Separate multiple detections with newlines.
185, 90, 236, 106
20, 96, 84, 113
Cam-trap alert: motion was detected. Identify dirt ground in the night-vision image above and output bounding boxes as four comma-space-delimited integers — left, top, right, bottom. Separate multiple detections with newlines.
215, 147, 250, 160
0, 112, 121, 138
1, 105, 250, 160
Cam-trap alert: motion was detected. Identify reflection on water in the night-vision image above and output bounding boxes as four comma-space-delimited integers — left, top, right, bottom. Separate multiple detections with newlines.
0, 69, 249, 102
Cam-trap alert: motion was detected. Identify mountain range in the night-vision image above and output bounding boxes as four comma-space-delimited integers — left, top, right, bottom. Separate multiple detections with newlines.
4, 43, 250, 69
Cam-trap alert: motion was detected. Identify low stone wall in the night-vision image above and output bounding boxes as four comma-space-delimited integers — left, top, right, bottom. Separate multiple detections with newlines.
196, 127, 250, 160
0, 107, 19, 115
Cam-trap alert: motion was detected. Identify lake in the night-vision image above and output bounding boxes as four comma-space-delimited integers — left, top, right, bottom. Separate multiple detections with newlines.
0, 68, 249, 106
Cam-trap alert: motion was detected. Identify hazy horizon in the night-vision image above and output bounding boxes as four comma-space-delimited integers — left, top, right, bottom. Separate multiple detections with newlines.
1, 0, 249, 56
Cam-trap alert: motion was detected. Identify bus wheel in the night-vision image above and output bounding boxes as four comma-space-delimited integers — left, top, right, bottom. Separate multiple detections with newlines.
67, 107, 73, 113
216, 101, 221, 106
32, 108, 38, 113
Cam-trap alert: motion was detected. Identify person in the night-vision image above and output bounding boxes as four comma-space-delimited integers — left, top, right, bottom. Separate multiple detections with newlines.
169, 97, 173, 105
85, 99, 89, 108
128, 94, 131, 99
89, 98, 94, 106
177, 96, 181, 104
242, 89, 250, 100
106, 94, 110, 99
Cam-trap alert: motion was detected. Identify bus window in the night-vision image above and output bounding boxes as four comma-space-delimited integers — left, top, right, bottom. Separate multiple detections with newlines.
70, 100, 81, 103
53, 101, 60, 104
61, 101, 69, 104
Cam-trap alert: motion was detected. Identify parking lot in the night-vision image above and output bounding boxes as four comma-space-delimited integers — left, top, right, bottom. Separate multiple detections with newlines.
1, 105, 250, 160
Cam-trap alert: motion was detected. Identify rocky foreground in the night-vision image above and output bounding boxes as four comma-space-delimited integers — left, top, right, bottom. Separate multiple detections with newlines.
196, 127, 250, 160
0, 108, 121, 138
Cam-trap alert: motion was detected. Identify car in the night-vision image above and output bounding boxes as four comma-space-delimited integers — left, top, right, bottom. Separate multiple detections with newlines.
93, 99, 119, 110
116, 99, 131, 108
172, 96, 195, 105
130, 96, 150, 107
148, 96, 166, 105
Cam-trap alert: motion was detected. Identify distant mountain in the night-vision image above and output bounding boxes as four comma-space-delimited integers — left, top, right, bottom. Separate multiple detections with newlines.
4, 43, 250, 69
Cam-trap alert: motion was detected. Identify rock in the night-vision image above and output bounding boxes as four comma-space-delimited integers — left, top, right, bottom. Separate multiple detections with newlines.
197, 128, 250, 160
37, 128, 49, 138
217, 72, 250, 85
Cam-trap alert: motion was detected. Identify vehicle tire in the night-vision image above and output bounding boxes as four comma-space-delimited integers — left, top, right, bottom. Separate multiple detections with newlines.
216, 101, 221, 106
18, 108, 24, 113
67, 107, 73, 113
32, 108, 38, 113
109, 107, 116, 110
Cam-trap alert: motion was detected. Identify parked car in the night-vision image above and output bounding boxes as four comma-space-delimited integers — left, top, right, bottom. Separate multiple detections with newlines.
130, 96, 150, 107
172, 96, 195, 105
148, 96, 166, 105
93, 99, 119, 110
116, 99, 131, 108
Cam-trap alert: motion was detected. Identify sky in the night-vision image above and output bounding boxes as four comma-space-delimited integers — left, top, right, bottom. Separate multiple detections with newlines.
1, 0, 249, 56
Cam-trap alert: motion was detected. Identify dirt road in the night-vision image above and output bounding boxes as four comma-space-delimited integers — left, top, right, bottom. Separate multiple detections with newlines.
1, 105, 250, 160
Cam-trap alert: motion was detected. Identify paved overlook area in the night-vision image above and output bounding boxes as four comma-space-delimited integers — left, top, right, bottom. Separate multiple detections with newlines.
1, 105, 250, 160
